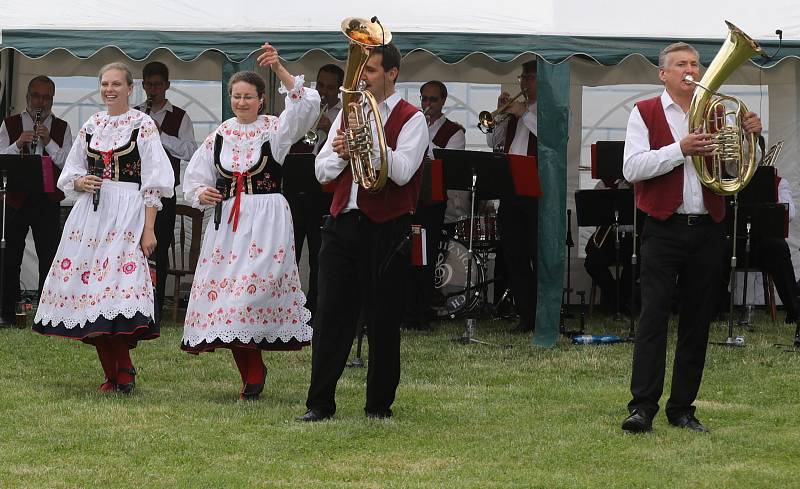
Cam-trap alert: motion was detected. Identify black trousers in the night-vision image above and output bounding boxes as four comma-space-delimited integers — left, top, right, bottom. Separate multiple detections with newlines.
752, 237, 799, 320
584, 232, 634, 312
498, 197, 538, 330
285, 192, 333, 319
629, 216, 725, 421
306, 211, 411, 415
1, 196, 61, 317
402, 202, 446, 326
151, 193, 176, 325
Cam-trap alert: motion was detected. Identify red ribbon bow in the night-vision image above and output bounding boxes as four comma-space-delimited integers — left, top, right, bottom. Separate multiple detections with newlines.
227, 171, 250, 232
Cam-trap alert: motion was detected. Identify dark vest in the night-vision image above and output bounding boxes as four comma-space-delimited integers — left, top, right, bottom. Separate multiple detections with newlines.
86, 128, 142, 185
633, 96, 725, 222
329, 98, 424, 224
431, 118, 464, 148
504, 115, 537, 156
213, 134, 282, 231
3, 113, 68, 208
137, 104, 186, 186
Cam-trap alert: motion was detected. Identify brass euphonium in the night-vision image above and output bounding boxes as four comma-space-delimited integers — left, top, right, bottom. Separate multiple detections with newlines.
340, 17, 391, 192
685, 21, 764, 196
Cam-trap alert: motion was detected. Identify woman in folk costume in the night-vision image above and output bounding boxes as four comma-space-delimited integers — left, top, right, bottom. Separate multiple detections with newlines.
181, 43, 315, 400
33, 62, 174, 394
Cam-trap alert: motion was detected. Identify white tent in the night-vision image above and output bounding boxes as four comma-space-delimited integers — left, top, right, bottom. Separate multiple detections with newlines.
3, 1, 800, 344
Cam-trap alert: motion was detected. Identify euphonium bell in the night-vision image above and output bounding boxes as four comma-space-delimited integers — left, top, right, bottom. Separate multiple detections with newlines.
685, 21, 764, 196
340, 17, 392, 192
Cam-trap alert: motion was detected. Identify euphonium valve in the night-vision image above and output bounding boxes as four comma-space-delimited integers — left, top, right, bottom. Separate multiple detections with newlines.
685, 21, 764, 196
340, 16, 392, 192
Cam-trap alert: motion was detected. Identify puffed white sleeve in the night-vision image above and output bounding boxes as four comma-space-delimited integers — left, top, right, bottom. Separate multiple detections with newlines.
269, 74, 322, 164
182, 132, 218, 210
57, 122, 91, 200
137, 115, 175, 209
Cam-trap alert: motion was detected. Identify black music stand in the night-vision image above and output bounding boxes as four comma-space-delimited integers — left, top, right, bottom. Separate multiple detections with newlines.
282, 154, 320, 194
434, 149, 514, 347
0, 155, 45, 326
594, 141, 625, 181
575, 188, 635, 332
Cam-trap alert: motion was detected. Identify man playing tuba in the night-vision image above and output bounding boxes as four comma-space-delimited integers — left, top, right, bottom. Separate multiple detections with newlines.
621, 41, 762, 434
298, 39, 428, 422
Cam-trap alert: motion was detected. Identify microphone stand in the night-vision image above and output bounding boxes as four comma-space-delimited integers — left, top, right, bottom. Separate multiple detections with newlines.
626, 192, 638, 342
714, 194, 745, 347
0, 170, 7, 326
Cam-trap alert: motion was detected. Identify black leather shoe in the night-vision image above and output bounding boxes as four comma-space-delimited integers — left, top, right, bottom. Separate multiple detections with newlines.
240, 364, 267, 401
622, 409, 652, 433
669, 413, 709, 433
365, 408, 393, 419
116, 367, 136, 395
296, 409, 333, 422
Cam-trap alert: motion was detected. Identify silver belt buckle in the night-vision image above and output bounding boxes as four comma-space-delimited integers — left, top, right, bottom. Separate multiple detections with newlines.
686, 215, 699, 226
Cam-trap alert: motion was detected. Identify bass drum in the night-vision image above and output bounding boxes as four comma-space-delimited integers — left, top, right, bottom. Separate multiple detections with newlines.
431, 238, 485, 318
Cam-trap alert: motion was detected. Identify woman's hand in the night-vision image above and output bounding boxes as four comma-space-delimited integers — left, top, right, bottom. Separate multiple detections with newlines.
199, 186, 223, 206
76, 175, 103, 194
140, 228, 157, 258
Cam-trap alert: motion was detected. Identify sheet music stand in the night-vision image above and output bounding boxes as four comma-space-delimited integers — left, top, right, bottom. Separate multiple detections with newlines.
434, 149, 516, 347
0, 155, 45, 326
575, 188, 635, 329
594, 141, 625, 181
282, 154, 321, 194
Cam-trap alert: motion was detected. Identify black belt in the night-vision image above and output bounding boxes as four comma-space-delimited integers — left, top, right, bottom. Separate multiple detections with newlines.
665, 213, 713, 226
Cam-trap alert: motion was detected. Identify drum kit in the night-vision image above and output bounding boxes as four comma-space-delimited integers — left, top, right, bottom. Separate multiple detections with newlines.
431, 212, 505, 318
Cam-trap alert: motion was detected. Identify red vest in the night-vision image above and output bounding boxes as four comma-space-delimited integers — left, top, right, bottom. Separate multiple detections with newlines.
330, 98, 424, 223
504, 115, 537, 156
633, 96, 725, 222
4, 113, 67, 208
431, 118, 464, 148
147, 104, 186, 186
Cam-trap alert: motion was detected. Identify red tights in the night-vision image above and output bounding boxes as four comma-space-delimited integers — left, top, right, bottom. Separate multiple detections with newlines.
231, 347, 265, 385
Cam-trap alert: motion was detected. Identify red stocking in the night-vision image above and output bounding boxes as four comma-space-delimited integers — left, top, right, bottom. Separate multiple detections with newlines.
245, 349, 266, 385
111, 338, 135, 385
231, 347, 248, 384
94, 336, 117, 388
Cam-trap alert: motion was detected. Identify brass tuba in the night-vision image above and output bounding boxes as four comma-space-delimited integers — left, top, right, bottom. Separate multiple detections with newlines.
340, 17, 392, 192
685, 21, 764, 196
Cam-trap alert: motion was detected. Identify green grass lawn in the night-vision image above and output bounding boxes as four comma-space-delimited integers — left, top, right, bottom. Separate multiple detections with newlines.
1, 313, 798, 488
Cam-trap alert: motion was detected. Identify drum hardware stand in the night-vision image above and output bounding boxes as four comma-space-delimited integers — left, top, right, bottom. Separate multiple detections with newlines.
347, 323, 367, 368
456, 172, 510, 348
626, 196, 639, 342
0, 169, 7, 326
773, 322, 800, 352
713, 195, 746, 348
561, 208, 575, 320
561, 290, 586, 338
612, 210, 624, 323
736, 221, 755, 331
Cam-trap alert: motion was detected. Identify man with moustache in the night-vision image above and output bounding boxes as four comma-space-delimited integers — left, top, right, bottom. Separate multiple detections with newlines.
0, 75, 72, 323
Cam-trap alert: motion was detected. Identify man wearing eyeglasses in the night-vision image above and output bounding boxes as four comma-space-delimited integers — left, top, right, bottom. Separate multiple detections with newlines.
485, 60, 539, 333
136, 61, 198, 325
401, 81, 466, 330
0, 75, 72, 324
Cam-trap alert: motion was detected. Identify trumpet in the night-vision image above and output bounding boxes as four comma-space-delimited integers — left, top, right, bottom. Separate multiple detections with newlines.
302, 103, 329, 145
30, 108, 43, 153
477, 91, 526, 133
421, 107, 431, 126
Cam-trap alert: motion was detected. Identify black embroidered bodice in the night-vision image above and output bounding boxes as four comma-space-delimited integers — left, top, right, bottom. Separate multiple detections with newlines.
213, 133, 282, 197
85, 128, 142, 185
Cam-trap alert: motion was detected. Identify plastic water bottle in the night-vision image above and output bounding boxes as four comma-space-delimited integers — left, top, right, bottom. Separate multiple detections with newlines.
572, 334, 622, 345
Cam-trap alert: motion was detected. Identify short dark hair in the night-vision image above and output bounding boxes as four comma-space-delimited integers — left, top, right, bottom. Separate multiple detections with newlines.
143, 61, 169, 81
420, 80, 447, 99
317, 64, 345, 87
27, 75, 55, 95
373, 42, 402, 75
522, 60, 537, 75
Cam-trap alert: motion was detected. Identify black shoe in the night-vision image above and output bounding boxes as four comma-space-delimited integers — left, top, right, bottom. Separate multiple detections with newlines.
622, 409, 653, 433
240, 364, 267, 401
296, 409, 333, 422
365, 408, 393, 419
668, 413, 709, 433
116, 367, 136, 395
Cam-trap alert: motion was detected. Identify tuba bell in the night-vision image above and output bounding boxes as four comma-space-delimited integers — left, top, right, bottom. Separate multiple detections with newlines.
340, 17, 392, 192
685, 21, 764, 196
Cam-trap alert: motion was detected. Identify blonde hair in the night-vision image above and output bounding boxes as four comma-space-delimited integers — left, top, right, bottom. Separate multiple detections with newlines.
98, 62, 134, 86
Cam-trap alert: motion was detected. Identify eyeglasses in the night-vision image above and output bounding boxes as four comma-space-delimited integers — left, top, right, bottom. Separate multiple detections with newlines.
517, 74, 536, 82
143, 81, 165, 89
230, 94, 260, 102
420, 95, 440, 103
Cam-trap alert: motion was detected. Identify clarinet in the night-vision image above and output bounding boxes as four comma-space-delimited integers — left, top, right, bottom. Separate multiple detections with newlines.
30, 108, 42, 154
214, 177, 227, 230
92, 159, 103, 212
144, 96, 154, 115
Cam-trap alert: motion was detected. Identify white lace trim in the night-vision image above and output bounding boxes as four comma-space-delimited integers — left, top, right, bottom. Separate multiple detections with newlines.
279, 75, 306, 102
143, 188, 163, 210
34, 301, 154, 329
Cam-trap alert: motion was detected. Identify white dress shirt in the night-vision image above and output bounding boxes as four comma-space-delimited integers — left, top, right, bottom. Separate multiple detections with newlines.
0, 111, 73, 169
138, 100, 198, 162
315, 91, 428, 212
425, 115, 468, 223
778, 177, 796, 222
312, 101, 343, 155
622, 90, 706, 215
